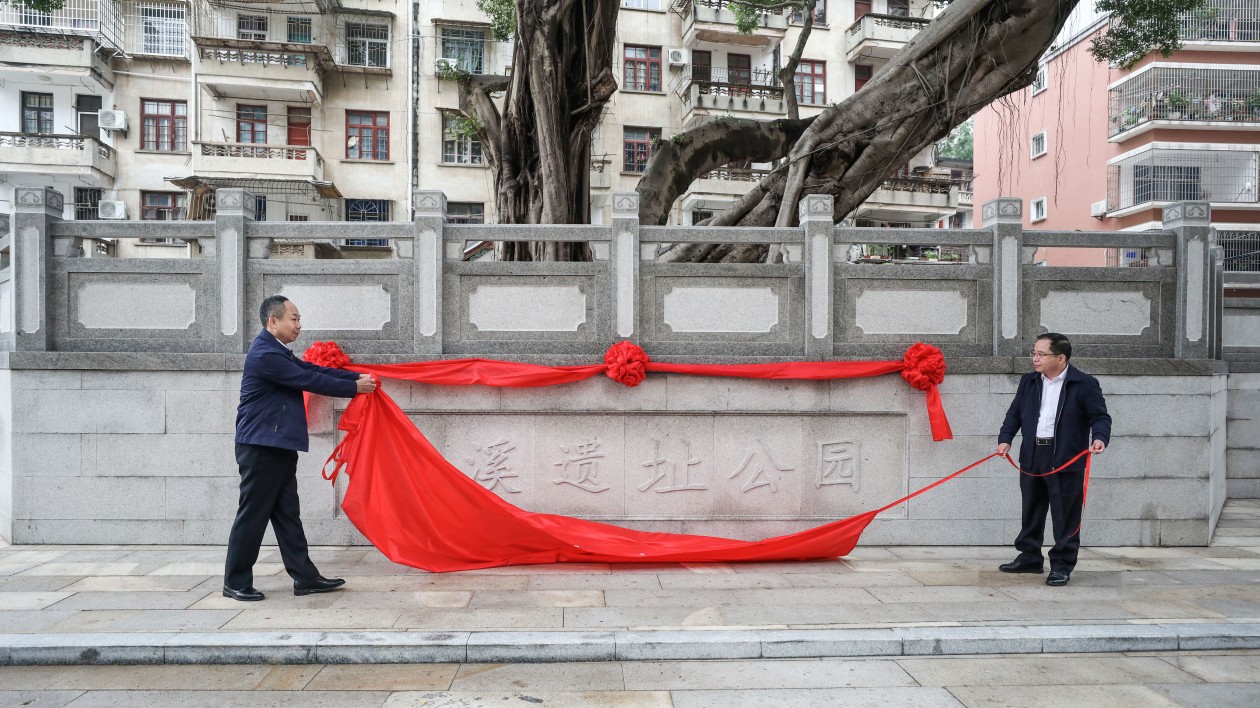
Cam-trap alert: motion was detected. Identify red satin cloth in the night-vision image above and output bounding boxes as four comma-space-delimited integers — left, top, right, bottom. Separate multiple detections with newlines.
309, 341, 962, 572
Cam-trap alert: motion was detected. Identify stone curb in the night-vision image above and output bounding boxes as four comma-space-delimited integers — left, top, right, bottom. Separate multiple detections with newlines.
2, 623, 1258, 665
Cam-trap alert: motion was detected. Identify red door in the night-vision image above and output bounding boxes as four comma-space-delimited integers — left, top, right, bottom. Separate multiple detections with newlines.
287, 106, 311, 159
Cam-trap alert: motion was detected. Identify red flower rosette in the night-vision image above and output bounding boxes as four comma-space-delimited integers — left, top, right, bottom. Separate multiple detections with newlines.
304, 340, 351, 369
900, 342, 946, 391
603, 340, 650, 387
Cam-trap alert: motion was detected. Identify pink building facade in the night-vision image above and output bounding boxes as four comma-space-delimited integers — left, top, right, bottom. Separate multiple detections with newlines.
973, 4, 1260, 268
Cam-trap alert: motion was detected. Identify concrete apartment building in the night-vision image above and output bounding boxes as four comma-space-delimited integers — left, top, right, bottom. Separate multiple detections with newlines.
2, 0, 967, 247
973, 1, 1260, 269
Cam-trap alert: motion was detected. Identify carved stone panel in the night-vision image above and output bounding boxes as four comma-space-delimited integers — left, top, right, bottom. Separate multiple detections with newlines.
855, 289, 969, 335
468, 284, 587, 332
1040, 290, 1151, 335
279, 284, 392, 331
662, 286, 779, 333
75, 281, 197, 330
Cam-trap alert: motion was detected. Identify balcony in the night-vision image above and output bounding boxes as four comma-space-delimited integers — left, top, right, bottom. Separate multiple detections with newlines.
672, 0, 787, 48
0, 132, 116, 183
121, 1, 190, 60
675, 66, 786, 129
1177, 0, 1260, 45
844, 13, 930, 63
855, 176, 960, 224
1109, 66, 1260, 140
1106, 148, 1259, 216
192, 5, 336, 101
0, 0, 122, 52
193, 142, 325, 182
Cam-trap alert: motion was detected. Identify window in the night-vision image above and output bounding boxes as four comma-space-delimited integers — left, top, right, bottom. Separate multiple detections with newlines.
1030, 197, 1047, 222
21, 92, 53, 134
790, 0, 826, 24
287, 17, 312, 44
854, 64, 872, 92
854, 0, 871, 20
346, 22, 389, 68
74, 188, 102, 220
1031, 65, 1047, 94
20, 7, 51, 26
345, 199, 390, 245
442, 111, 484, 164
141, 191, 186, 221
447, 202, 485, 224
623, 45, 662, 92
347, 111, 389, 160
140, 4, 186, 56
141, 99, 187, 151
237, 14, 267, 41
1030, 131, 1047, 159
287, 106, 311, 147
255, 196, 268, 222
75, 94, 102, 137
692, 209, 714, 225
621, 0, 662, 9
1133, 165, 1201, 204
441, 27, 486, 73
237, 105, 267, 144
623, 127, 659, 173
886, 0, 910, 17
691, 50, 712, 82
795, 60, 826, 105
728, 54, 752, 94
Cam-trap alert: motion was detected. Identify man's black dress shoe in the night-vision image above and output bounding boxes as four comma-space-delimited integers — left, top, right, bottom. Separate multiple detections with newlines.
998, 559, 1045, 574
294, 575, 345, 596
1046, 571, 1071, 586
222, 585, 265, 601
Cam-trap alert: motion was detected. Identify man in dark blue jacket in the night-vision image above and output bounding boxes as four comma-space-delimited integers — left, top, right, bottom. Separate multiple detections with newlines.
996, 333, 1111, 587
223, 295, 377, 601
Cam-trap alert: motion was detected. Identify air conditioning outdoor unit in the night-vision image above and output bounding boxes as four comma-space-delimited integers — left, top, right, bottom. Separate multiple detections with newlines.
98, 110, 127, 132
98, 201, 127, 219
666, 48, 687, 66
1090, 199, 1108, 218
435, 57, 460, 75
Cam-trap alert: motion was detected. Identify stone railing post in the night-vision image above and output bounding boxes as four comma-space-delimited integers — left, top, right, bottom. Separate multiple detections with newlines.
800, 194, 834, 359
413, 190, 446, 355
1164, 202, 1213, 359
610, 193, 641, 342
984, 198, 1024, 357
12, 187, 63, 351
214, 188, 255, 353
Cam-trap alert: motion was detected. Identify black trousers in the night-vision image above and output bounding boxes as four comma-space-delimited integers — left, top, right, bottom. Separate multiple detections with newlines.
224, 442, 319, 589
1013, 443, 1085, 574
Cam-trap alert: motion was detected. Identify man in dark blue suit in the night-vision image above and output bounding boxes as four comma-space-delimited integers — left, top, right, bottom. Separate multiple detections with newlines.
223, 295, 377, 601
997, 333, 1111, 587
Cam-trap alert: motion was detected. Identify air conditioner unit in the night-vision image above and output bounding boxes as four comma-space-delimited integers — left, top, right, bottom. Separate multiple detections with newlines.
98, 110, 127, 132
435, 57, 460, 75
1090, 199, 1108, 218
98, 201, 127, 219
666, 48, 687, 67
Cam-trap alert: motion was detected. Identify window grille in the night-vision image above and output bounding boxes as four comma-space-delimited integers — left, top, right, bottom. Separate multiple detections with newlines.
237, 14, 267, 41
1107, 148, 1259, 210
346, 22, 389, 68
134, 3, 185, 57
441, 27, 486, 73
74, 188, 102, 220
1108, 65, 1260, 136
1219, 230, 1260, 272
287, 16, 312, 44
345, 198, 390, 245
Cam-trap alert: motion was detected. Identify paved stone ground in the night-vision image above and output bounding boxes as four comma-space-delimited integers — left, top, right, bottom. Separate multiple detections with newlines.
1, 651, 1259, 706
0, 499, 1257, 703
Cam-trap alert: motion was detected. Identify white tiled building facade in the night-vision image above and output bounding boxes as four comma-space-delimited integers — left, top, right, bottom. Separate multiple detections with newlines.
1, 0, 966, 253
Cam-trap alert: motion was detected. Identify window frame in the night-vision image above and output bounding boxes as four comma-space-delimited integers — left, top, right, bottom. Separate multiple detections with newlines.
622, 126, 660, 174
440, 26, 487, 74
139, 4, 186, 57
854, 64, 873, 92
237, 14, 268, 41
623, 45, 663, 92
441, 110, 485, 165
140, 98, 188, 152
21, 92, 54, 134
346, 110, 390, 160
1030, 131, 1048, 159
236, 104, 268, 145
1031, 64, 1047, 95
140, 190, 186, 222
1030, 196, 1047, 223
287, 16, 312, 44
345, 22, 390, 68
345, 198, 391, 245
794, 59, 827, 105
446, 202, 486, 224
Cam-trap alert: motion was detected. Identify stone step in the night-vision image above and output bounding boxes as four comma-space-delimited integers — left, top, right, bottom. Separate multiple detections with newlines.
3, 623, 1259, 666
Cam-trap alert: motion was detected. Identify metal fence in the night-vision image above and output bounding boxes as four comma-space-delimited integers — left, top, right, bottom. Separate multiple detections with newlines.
1109, 66, 1260, 136
1107, 148, 1260, 211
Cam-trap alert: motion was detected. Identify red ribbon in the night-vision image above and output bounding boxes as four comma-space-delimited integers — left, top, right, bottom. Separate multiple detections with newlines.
305, 340, 954, 441
1002, 449, 1094, 537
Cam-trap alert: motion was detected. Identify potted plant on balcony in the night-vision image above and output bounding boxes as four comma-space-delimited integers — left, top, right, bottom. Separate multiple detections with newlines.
923, 248, 939, 261
1247, 88, 1260, 115
1166, 91, 1190, 120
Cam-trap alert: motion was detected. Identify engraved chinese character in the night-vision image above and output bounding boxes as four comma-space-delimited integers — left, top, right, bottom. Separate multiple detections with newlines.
817, 441, 859, 491
729, 439, 795, 493
553, 437, 609, 493
639, 438, 707, 493
466, 438, 521, 493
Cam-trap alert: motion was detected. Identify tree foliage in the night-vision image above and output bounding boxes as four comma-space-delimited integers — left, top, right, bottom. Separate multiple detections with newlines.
1090, 0, 1205, 68
936, 118, 973, 160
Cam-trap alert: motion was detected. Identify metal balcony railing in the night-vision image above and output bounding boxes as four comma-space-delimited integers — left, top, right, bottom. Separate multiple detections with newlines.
1177, 0, 1260, 42
677, 66, 784, 105
122, 1, 189, 58
1109, 66, 1260, 136
0, 0, 122, 52
670, 0, 790, 21
1220, 230, 1260, 272
700, 167, 773, 182
1106, 148, 1260, 211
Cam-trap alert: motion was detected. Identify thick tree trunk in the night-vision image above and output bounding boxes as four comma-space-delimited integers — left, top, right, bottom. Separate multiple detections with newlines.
638, 0, 1080, 234
457, 0, 619, 260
